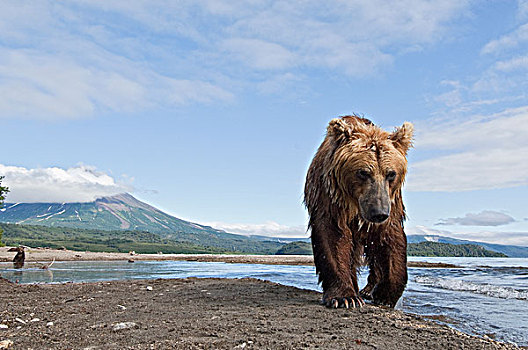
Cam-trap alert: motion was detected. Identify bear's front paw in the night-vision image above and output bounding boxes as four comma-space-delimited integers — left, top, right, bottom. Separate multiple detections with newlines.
322, 291, 365, 309
371, 285, 401, 308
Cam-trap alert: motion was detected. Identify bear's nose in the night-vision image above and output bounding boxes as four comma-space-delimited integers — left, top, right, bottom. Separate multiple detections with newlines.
368, 209, 389, 223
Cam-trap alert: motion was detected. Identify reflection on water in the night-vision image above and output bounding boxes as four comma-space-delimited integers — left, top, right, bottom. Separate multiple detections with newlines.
0, 260, 324, 289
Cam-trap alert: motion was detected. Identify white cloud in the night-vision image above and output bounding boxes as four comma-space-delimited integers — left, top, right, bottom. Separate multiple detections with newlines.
448, 231, 528, 247
416, 107, 528, 150
257, 73, 303, 95
0, 1, 470, 119
409, 148, 528, 191
0, 164, 131, 203
436, 210, 515, 226
407, 225, 528, 246
432, 19, 528, 117
408, 107, 528, 191
521, 0, 528, 19
407, 225, 456, 237
223, 1, 467, 76
205, 221, 308, 238
464, 21, 528, 101
0, 2, 233, 120
221, 39, 296, 70
494, 55, 528, 72
0, 48, 232, 120
481, 22, 528, 55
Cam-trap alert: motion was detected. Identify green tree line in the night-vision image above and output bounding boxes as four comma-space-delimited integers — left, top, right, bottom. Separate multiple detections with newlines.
275, 240, 507, 257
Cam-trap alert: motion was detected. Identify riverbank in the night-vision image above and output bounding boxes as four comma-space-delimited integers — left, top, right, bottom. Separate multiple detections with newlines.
0, 277, 515, 349
0, 246, 458, 268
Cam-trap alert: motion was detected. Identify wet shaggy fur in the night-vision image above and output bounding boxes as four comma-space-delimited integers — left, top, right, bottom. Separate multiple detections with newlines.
304, 115, 413, 308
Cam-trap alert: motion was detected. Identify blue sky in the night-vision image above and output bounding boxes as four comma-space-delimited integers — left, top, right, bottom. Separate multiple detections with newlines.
1, 1, 528, 245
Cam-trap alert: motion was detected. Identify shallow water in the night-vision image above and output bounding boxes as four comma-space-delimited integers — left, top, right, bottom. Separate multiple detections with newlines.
1, 257, 527, 346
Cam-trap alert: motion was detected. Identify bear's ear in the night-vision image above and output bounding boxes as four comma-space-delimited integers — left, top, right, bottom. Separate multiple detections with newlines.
389, 122, 414, 155
326, 118, 354, 140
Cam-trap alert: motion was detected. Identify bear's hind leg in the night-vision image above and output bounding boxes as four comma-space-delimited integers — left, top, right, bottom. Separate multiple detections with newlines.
368, 230, 408, 308
359, 264, 379, 301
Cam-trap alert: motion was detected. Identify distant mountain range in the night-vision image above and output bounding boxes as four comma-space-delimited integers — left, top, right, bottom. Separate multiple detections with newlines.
0, 193, 226, 237
0, 193, 285, 254
1, 193, 526, 257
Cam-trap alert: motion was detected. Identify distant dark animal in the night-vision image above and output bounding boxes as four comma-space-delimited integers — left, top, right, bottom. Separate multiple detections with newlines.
304, 115, 413, 308
8, 246, 25, 269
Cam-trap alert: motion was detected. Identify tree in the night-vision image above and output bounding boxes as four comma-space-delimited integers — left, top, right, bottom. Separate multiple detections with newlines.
0, 176, 9, 246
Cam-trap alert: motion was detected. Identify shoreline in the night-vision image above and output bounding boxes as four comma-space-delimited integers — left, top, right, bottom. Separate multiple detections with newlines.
0, 277, 516, 349
0, 246, 459, 268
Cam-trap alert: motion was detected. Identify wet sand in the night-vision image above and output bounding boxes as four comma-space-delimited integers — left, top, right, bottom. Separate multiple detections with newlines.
0, 246, 458, 268
0, 277, 515, 350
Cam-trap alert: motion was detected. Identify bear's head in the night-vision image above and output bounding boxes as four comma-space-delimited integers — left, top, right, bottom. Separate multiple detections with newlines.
326, 116, 413, 225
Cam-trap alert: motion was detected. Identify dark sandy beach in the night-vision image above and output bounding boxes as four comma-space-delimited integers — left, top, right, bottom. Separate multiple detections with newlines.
0, 277, 516, 350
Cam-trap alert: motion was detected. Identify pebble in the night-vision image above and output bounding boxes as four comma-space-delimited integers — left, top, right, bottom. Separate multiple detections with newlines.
90, 323, 106, 329
14, 318, 26, 325
112, 322, 138, 332
0, 340, 13, 349
46, 322, 54, 327
117, 305, 127, 310
30, 318, 40, 322
0, 325, 7, 330
146, 286, 153, 291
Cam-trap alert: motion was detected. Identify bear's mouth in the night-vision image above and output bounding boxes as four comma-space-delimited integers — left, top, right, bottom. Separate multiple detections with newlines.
357, 217, 386, 233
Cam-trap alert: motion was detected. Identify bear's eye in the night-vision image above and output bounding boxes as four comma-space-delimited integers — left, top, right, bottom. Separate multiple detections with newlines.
387, 171, 397, 182
357, 169, 371, 180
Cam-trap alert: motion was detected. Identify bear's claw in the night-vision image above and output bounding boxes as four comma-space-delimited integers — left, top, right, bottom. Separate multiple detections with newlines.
325, 296, 364, 309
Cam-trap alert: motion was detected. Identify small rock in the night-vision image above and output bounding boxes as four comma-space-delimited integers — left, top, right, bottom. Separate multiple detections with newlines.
112, 322, 138, 332
146, 286, 153, 291
117, 305, 127, 310
90, 323, 106, 329
30, 318, 40, 322
14, 318, 26, 325
46, 322, 54, 327
0, 325, 7, 329
0, 340, 13, 349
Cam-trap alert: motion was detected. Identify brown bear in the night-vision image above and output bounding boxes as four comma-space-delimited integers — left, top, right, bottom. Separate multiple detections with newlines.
304, 115, 413, 308
8, 246, 25, 269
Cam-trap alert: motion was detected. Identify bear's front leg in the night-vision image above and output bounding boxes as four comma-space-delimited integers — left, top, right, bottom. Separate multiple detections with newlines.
368, 229, 408, 308
311, 224, 365, 308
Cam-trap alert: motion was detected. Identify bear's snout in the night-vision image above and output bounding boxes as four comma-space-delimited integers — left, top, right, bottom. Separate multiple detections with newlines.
359, 182, 391, 224
366, 207, 389, 223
